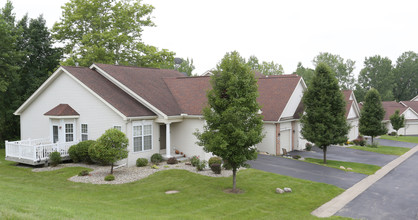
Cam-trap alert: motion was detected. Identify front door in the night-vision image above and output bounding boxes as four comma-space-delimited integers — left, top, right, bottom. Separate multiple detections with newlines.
53, 125, 59, 143
160, 124, 166, 150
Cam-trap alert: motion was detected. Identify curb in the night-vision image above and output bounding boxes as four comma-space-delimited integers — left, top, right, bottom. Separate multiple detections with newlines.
311, 144, 418, 218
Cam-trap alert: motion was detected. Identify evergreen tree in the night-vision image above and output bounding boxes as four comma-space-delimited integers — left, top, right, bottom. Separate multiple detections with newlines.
389, 110, 405, 136
359, 88, 387, 144
194, 51, 264, 192
301, 63, 349, 164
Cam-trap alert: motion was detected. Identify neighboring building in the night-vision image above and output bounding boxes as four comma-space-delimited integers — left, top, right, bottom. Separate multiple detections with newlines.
6, 64, 308, 166
343, 90, 361, 141
381, 101, 418, 135
399, 96, 418, 135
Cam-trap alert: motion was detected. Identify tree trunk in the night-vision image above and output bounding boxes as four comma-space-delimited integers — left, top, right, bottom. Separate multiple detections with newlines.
111, 163, 114, 174
232, 167, 237, 192
323, 146, 327, 164
371, 136, 374, 144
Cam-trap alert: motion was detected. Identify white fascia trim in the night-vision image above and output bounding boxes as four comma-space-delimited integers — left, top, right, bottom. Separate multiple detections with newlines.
350, 91, 361, 118
410, 95, 418, 101
61, 68, 128, 121
90, 64, 168, 119
278, 78, 305, 122
14, 67, 65, 115
46, 115, 80, 119
127, 116, 158, 121
400, 101, 408, 107
402, 107, 418, 118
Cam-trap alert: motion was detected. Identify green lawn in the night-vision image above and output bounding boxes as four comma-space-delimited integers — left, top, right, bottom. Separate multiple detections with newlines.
349, 145, 410, 156
303, 158, 381, 175
0, 149, 348, 220
380, 135, 418, 143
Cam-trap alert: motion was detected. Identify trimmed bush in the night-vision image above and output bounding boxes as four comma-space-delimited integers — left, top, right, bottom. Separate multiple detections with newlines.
167, 157, 178, 164
69, 140, 96, 163
389, 131, 397, 136
292, 155, 301, 159
196, 160, 207, 171
208, 156, 222, 168
136, 158, 148, 167
49, 151, 61, 167
353, 139, 366, 146
210, 163, 221, 174
305, 143, 313, 151
190, 155, 200, 167
78, 170, 89, 176
104, 174, 115, 181
151, 164, 159, 169
151, 153, 163, 164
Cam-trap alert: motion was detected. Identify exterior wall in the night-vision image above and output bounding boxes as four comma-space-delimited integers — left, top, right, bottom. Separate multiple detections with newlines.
170, 118, 212, 160
256, 123, 276, 155
281, 81, 304, 118
347, 118, 359, 141
294, 121, 308, 151
20, 72, 125, 142
279, 121, 292, 154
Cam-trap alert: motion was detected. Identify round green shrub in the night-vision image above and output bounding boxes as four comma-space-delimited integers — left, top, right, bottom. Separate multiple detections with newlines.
292, 155, 301, 160
151, 153, 163, 164
210, 163, 221, 174
136, 158, 148, 167
190, 155, 200, 167
196, 160, 207, 171
104, 174, 115, 181
49, 151, 61, 167
69, 140, 96, 163
208, 156, 222, 167
78, 170, 89, 176
167, 157, 178, 164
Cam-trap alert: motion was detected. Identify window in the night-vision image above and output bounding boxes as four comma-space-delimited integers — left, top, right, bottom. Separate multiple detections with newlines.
81, 124, 88, 141
65, 124, 74, 142
133, 122, 152, 152
114, 125, 122, 131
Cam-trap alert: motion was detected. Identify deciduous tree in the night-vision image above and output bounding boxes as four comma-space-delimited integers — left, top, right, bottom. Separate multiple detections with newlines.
393, 51, 418, 101
246, 55, 284, 75
293, 62, 314, 87
301, 63, 349, 164
313, 52, 355, 90
359, 88, 387, 144
195, 51, 264, 192
390, 110, 405, 136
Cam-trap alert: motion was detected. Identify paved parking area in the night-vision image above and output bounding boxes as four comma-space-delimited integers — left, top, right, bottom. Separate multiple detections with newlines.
247, 154, 367, 189
367, 138, 416, 148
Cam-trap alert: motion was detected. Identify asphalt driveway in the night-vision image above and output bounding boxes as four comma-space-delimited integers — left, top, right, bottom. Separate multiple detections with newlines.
247, 154, 367, 189
367, 138, 416, 148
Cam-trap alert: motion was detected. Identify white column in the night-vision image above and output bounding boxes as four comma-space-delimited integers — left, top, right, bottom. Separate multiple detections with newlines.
166, 122, 171, 157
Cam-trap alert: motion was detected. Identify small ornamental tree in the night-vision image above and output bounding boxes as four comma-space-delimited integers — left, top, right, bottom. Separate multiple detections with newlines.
194, 51, 264, 193
88, 128, 128, 174
359, 88, 387, 144
390, 109, 405, 136
301, 63, 349, 164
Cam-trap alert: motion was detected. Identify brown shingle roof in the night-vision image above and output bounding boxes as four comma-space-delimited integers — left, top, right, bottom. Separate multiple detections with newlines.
401, 101, 418, 114
63, 66, 156, 117
342, 90, 354, 118
165, 74, 301, 121
381, 101, 407, 120
93, 63, 184, 116
44, 104, 79, 116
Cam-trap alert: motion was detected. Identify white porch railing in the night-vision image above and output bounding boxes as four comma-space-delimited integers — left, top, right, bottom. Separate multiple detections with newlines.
5, 138, 79, 164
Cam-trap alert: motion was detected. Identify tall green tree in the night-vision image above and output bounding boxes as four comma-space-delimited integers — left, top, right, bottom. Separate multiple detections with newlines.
356, 55, 394, 102
313, 52, 355, 90
359, 88, 387, 144
390, 110, 405, 136
393, 51, 418, 101
301, 63, 349, 164
52, 0, 175, 67
195, 51, 264, 192
246, 55, 284, 75
174, 57, 195, 76
293, 62, 315, 87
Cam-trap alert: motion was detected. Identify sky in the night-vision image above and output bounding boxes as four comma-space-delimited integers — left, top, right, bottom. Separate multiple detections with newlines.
8, 0, 418, 76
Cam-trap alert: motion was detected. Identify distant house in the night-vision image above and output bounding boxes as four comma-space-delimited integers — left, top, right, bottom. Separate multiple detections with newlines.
6, 64, 308, 166
381, 101, 418, 135
343, 90, 360, 140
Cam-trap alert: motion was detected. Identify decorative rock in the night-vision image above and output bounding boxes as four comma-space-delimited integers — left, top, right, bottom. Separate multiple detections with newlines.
347, 167, 353, 171
276, 188, 284, 194
185, 162, 191, 165
339, 166, 346, 169
165, 190, 180, 194
284, 187, 292, 192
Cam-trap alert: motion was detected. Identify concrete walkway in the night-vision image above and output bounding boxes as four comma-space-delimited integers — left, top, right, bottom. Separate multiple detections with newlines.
311, 144, 418, 218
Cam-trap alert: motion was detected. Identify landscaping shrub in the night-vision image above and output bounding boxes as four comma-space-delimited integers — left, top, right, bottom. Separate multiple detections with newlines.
49, 151, 61, 167
208, 156, 222, 168
69, 140, 96, 163
167, 157, 178, 164
367, 142, 379, 148
210, 163, 221, 174
190, 155, 200, 167
136, 158, 148, 167
196, 160, 207, 171
105, 174, 115, 181
151, 153, 163, 164
151, 165, 159, 169
292, 155, 301, 160
353, 139, 366, 146
78, 170, 89, 176
389, 131, 397, 136
305, 143, 313, 151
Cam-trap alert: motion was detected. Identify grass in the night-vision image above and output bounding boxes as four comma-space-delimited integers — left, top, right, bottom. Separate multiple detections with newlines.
380, 135, 418, 143
349, 145, 410, 156
303, 158, 381, 175
0, 149, 349, 220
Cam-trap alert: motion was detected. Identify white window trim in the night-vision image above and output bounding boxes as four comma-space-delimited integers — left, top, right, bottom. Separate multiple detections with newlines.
81, 123, 88, 141
65, 123, 74, 142
132, 120, 153, 153
113, 125, 122, 131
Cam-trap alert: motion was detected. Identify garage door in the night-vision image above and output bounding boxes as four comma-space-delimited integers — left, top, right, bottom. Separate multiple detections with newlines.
405, 124, 418, 135
280, 129, 292, 154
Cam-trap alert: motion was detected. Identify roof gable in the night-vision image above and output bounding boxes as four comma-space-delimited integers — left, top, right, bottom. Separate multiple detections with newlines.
400, 101, 418, 114
44, 104, 79, 116
343, 90, 360, 119
381, 101, 408, 120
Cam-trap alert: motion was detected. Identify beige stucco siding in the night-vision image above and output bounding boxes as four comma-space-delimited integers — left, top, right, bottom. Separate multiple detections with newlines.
256, 123, 276, 155
20, 72, 126, 142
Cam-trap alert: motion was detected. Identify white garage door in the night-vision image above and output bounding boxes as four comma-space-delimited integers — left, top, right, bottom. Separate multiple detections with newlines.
280, 129, 292, 154
405, 124, 418, 135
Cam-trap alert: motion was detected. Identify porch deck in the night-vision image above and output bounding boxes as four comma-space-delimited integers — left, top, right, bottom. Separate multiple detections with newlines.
5, 138, 78, 165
